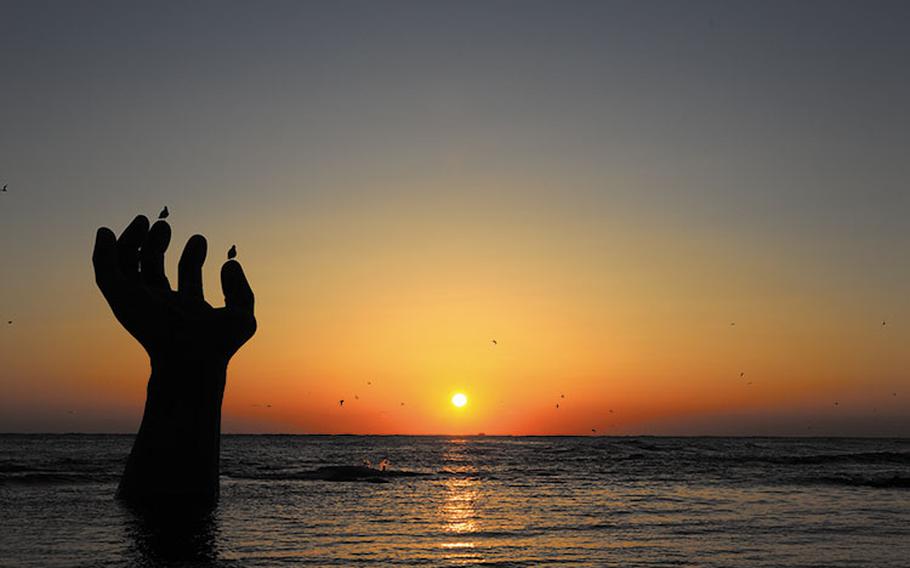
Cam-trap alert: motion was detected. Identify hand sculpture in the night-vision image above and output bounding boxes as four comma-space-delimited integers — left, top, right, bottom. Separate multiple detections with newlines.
93, 215, 256, 504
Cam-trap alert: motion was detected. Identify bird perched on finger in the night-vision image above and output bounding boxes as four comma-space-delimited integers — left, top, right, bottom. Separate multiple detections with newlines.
228, 245, 237, 259
158, 206, 169, 219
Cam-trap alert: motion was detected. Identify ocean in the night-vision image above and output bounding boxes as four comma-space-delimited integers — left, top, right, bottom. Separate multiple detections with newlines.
1, 434, 909, 567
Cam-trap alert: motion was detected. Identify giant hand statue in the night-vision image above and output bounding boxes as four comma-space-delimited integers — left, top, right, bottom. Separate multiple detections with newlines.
93, 214, 256, 504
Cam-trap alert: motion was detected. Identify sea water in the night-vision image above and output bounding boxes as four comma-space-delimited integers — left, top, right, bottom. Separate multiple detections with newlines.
1, 434, 909, 567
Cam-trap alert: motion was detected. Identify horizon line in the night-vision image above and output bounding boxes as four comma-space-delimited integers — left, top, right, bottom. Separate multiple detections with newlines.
2, 432, 908, 440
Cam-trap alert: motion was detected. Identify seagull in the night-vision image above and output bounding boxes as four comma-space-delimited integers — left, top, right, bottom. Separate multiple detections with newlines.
158, 206, 169, 219
339, 399, 344, 407
227, 245, 237, 260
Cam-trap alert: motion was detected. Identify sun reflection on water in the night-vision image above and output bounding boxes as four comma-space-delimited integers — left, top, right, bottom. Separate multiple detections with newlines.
438, 439, 482, 562
442, 477, 479, 534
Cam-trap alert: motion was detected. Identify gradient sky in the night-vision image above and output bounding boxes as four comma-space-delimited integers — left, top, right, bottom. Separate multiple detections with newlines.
1, 0, 908, 435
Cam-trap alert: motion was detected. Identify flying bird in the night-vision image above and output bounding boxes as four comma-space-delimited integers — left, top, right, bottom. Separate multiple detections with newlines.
227, 245, 237, 259
740, 372, 745, 377
367, 381, 372, 385
560, 394, 565, 398
339, 399, 344, 407
834, 401, 839, 406
555, 403, 559, 409
354, 395, 359, 400
266, 404, 272, 408
158, 206, 169, 219
491, 339, 498, 345
591, 428, 597, 433
730, 322, 736, 326
6, 321, 11, 325
609, 409, 614, 414
1, 184, 6, 192
400, 402, 405, 406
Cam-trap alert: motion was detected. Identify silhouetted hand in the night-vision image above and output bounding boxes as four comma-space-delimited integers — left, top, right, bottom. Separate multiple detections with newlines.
92, 214, 256, 504
93, 215, 256, 366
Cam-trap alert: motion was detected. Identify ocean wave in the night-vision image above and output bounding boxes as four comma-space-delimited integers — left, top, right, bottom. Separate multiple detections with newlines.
812, 475, 910, 489
615, 439, 664, 452
0, 472, 120, 485
751, 451, 910, 466
223, 465, 433, 483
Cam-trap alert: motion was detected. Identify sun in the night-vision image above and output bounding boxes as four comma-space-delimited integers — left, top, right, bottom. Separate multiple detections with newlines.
451, 393, 468, 408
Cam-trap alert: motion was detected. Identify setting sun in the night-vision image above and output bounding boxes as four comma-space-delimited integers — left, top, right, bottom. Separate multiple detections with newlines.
451, 393, 468, 408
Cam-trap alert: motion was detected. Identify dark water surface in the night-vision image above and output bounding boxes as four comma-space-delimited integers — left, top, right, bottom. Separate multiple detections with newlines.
1, 435, 909, 566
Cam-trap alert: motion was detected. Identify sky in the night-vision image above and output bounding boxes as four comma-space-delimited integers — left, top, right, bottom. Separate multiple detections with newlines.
1, 0, 908, 435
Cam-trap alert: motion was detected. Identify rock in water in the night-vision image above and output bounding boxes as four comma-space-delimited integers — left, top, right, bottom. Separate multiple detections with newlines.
227, 245, 237, 259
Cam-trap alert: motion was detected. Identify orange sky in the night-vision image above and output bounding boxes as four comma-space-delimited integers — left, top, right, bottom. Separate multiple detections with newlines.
1, 182, 906, 434
1, 2, 908, 435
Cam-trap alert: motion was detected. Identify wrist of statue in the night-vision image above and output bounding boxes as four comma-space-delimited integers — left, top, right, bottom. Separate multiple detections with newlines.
145, 352, 230, 412
149, 352, 229, 380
